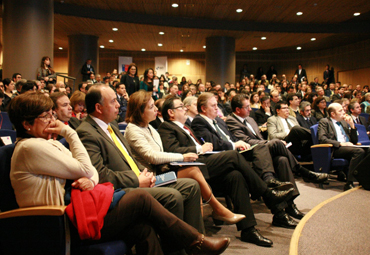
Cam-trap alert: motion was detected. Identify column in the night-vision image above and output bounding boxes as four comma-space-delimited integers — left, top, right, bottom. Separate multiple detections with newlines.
2, 0, 54, 80
205, 36, 236, 86
68, 35, 99, 89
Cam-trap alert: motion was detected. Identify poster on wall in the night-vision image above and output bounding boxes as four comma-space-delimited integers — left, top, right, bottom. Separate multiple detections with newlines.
118, 56, 133, 73
155, 56, 168, 77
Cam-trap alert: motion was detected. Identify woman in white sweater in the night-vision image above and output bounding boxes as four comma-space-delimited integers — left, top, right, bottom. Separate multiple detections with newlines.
124, 90, 245, 225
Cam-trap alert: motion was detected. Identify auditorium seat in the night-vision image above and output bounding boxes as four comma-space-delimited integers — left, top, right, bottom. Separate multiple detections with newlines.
355, 124, 370, 145
0, 112, 13, 130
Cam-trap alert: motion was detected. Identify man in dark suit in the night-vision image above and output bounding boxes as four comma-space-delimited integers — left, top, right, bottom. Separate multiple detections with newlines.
149, 99, 165, 129
81, 59, 95, 81
158, 96, 295, 246
50, 92, 81, 130
255, 96, 273, 125
191, 93, 300, 230
331, 86, 344, 102
77, 84, 205, 235
318, 103, 370, 191
349, 101, 369, 130
294, 64, 307, 83
115, 83, 128, 122
296, 101, 318, 129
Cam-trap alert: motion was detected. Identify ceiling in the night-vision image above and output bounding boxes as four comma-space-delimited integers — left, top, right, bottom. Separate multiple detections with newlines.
7, 0, 370, 53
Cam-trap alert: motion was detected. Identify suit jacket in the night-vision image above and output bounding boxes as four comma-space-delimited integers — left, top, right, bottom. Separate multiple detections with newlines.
294, 68, 307, 82
312, 109, 329, 122
317, 117, 358, 148
331, 93, 342, 102
267, 115, 299, 140
296, 114, 317, 129
68, 117, 82, 130
255, 107, 272, 125
81, 64, 95, 81
226, 114, 268, 145
191, 115, 237, 151
351, 115, 369, 130
149, 117, 163, 130
116, 93, 128, 122
77, 115, 144, 189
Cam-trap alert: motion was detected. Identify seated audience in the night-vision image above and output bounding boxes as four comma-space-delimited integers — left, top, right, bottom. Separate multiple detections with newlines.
296, 101, 317, 129
149, 98, 165, 129
69, 90, 87, 120
8, 91, 228, 255
124, 90, 245, 226
1, 78, 16, 111
183, 96, 198, 125
360, 92, 370, 113
36, 56, 56, 84
50, 92, 81, 129
250, 92, 260, 109
255, 96, 273, 126
312, 96, 329, 121
115, 83, 129, 122
316, 86, 330, 102
286, 93, 300, 118
318, 103, 370, 191
349, 101, 369, 130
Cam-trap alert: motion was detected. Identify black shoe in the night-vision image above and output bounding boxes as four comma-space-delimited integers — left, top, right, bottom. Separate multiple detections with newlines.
263, 188, 294, 209
285, 204, 305, 220
272, 212, 298, 229
337, 171, 347, 182
302, 171, 329, 184
241, 228, 273, 247
343, 182, 354, 191
265, 179, 294, 190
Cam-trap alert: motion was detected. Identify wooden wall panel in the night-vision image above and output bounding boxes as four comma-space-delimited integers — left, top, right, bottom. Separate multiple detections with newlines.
338, 68, 370, 87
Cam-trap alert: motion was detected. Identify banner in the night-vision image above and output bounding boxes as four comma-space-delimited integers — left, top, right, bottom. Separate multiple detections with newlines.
155, 56, 167, 77
118, 56, 133, 73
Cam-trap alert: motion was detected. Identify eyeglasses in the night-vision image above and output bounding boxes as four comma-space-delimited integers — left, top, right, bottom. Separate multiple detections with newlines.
37, 112, 57, 123
280, 107, 289, 110
172, 105, 186, 110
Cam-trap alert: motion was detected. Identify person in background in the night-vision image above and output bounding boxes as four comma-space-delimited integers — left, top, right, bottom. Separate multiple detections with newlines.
312, 97, 329, 121
120, 63, 140, 96
50, 92, 81, 130
116, 83, 129, 122
70, 90, 86, 120
81, 59, 95, 81
37, 56, 56, 84
1, 78, 15, 111
140, 68, 158, 99
149, 99, 165, 129
296, 101, 317, 129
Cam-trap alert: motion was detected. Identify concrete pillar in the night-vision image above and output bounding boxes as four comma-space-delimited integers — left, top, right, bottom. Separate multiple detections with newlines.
68, 35, 99, 89
2, 0, 54, 80
205, 36, 236, 86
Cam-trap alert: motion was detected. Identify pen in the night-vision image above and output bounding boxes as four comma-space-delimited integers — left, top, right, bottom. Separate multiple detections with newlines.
200, 137, 206, 144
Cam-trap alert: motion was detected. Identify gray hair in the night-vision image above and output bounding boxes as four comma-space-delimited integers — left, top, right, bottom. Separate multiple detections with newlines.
299, 101, 311, 112
183, 96, 197, 106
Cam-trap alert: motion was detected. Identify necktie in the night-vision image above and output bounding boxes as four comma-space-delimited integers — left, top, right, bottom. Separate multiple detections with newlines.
213, 120, 229, 142
244, 119, 256, 136
183, 125, 201, 145
285, 118, 293, 129
107, 125, 141, 176
336, 122, 349, 142
356, 118, 360, 124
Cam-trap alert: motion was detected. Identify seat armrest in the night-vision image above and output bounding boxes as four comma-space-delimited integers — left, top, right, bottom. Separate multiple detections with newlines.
0, 205, 66, 219
311, 144, 333, 148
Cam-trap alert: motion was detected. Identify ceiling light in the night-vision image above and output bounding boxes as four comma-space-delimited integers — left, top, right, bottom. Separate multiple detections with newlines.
172, 3, 178, 8
236, 9, 243, 13
311, 38, 316, 41
180, 49, 183, 52
253, 47, 257, 50
141, 48, 146, 51
296, 12, 303, 16
109, 40, 114, 43
203, 45, 206, 49
58, 47, 63, 50
112, 28, 118, 31
354, 12, 361, 16
158, 43, 163, 47
261, 37, 266, 40
159, 32, 165, 35
297, 46, 302, 50
100, 45, 105, 48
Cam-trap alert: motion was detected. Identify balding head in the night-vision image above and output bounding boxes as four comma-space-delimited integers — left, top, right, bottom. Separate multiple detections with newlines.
327, 102, 344, 121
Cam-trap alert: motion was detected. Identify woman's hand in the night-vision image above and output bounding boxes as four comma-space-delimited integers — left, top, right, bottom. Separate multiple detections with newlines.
183, 153, 198, 162
72, 177, 94, 191
44, 119, 65, 140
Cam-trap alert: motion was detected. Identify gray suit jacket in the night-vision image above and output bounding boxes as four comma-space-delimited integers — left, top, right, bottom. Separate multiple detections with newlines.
267, 115, 299, 140
77, 115, 143, 189
225, 114, 267, 145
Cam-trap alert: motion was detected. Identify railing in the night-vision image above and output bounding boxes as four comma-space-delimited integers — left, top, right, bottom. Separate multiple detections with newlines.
56, 72, 76, 92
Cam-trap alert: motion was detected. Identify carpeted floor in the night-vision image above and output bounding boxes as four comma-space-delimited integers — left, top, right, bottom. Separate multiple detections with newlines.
202, 177, 346, 255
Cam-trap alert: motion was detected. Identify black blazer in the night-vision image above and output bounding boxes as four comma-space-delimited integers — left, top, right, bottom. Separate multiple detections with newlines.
81, 64, 95, 81
120, 74, 140, 96
296, 114, 317, 129
255, 107, 271, 125
191, 115, 237, 151
294, 68, 307, 82
149, 117, 163, 130
317, 117, 358, 149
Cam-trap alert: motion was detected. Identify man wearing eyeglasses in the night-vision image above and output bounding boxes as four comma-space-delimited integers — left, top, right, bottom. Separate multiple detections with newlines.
296, 101, 317, 129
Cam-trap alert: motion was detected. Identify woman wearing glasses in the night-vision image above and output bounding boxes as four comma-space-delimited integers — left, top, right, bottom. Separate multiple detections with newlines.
124, 91, 245, 225
7, 91, 230, 255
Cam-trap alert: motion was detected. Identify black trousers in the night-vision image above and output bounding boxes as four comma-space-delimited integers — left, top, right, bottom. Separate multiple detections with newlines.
284, 126, 312, 155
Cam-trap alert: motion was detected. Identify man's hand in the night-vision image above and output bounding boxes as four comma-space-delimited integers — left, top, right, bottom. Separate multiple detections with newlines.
138, 168, 154, 188
340, 142, 354, 147
235, 141, 250, 151
72, 177, 94, 191
201, 143, 213, 153
183, 153, 198, 162
343, 114, 355, 129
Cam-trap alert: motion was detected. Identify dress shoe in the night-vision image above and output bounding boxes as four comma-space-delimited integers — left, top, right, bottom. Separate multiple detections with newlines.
337, 171, 347, 182
212, 211, 246, 225
263, 188, 294, 209
343, 182, 354, 191
302, 171, 329, 184
265, 179, 294, 190
186, 234, 230, 255
240, 227, 273, 247
285, 204, 305, 220
272, 212, 298, 229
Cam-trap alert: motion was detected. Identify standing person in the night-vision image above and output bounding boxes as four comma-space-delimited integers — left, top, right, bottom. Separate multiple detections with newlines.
294, 64, 307, 83
36, 56, 56, 84
120, 63, 140, 96
81, 59, 95, 81
140, 68, 158, 99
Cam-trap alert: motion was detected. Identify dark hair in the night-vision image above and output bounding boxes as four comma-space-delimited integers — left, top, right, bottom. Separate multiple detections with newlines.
12, 73, 21, 81
181, 90, 191, 102
50, 92, 68, 110
275, 101, 288, 110
3, 78, 11, 87
286, 93, 297, 106
116, 83, 125, 90
250, 92, 259, 104
40, 56, 54, 73
0, 90, 4, 99
197, 92, 215, 113
127, 63, 138, 77
348, 101, 358, 112
143, 68, 154, 84
162, 96, 179, 121
85, 85, 104, 114
125, 90, 152, 126
20, 80, 37, 94
8, 92, 54, 138
261, 96, 270, 102
313, 96, 326, 111
231, 93, 248, 112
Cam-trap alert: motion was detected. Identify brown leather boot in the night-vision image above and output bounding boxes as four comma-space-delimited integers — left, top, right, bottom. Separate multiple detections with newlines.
186, 234, 230, 254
